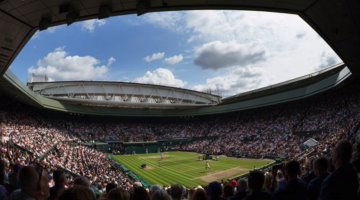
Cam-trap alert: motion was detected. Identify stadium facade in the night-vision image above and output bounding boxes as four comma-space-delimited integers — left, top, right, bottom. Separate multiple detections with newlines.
1, 1, 360, 196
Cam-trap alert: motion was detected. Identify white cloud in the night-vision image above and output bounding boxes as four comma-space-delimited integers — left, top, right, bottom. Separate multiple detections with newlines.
143, 11, 341, 70
142, 10, 342, 96
318, 52, 341, 70
31, 25, 65, 40
47, 26, 62, 33
134, 68, 186, 88
141, 12, 185, 32
107, 57, 116, 66
31, 31, 40, 40
144, 52, 165, 62
81, 19, 106, 32
194, 41, 267, 70
26, 11, 344, 97
164, 54, 183, 65
28, 47, 109, 81
192, 67, 262, 96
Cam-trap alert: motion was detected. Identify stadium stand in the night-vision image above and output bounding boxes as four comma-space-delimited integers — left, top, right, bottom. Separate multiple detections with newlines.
1, 79, 360, 199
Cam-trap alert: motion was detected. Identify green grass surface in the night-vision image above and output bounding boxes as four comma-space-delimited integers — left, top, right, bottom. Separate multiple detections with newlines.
114, 151, 273, 187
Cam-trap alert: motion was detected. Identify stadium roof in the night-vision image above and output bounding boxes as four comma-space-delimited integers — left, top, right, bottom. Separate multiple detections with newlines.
27, 80, 221, 109
0, 63, 350, 116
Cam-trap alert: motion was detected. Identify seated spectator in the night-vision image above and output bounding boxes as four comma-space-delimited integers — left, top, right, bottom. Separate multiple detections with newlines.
49, 169, 67, 200
192, 188, 207, 200
319, 140, 359, 200
275, 160, 308, 200
0, 185, 6, 200
263, 172, 273, 193
223, 184, 234, 199
307, 157, 328, 200
244, 170, 273, 200
73, 176, 90, 188
207, 181, 224, 200
106, 188, 130, 200
274, 169, 286, 193
9, 165, 49, 200
231, 179, 247, 200
57, 186, 95, 200
150, 189, 171, 200
8, 164, 21, 192
0, 160, 8, 200
351, 141, 360, 173
132, 186, 150, 200
99, 182, 117, 200
301, 159, 315, 186
170, 184, 185, 200
149, 185, 161, 197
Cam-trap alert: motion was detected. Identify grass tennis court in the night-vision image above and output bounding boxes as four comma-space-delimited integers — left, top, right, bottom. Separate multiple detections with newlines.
113, 151, 274, 187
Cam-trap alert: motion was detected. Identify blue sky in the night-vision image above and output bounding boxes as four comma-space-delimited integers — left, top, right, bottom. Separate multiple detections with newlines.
9, 10, 341, 97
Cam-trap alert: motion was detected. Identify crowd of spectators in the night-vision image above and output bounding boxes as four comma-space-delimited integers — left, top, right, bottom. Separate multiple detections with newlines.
0, 80, 360, 199
1, 139, 360, 200
45, 142, 131, 190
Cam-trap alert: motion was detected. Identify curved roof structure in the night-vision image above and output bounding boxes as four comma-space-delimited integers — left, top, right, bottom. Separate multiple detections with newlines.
0, 63, 350, 116
27, 81, 221, 108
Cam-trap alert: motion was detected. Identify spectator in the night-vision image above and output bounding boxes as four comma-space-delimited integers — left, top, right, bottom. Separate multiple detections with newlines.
275, 160, 308, 200
106, 188, 130, 200
301, 159, 315, 186
232, 179, 247, 200
132, 186, 150, 200
244, 170, 273, 200
351, 141, 360, 173
57, 186, 95, 200
149, 185, 161, 197
170, 184, 184, 200
49, 170, 67, 200
0, 160, 8, 200
307, 157, 329, 200
223, 184, 234, 199
192, 188, 207, 200
8, 164, 21, 192
207, 181, 224, 200
263, 172, 273, 193
319, 140, 359, 200
150, 189, 171, 200
73, 176, 90, 188
9, 165, 49, 200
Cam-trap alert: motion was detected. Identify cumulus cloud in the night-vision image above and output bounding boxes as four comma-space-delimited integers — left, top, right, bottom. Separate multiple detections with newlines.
143, 11, 342, 68
81, 19, 106, 32
141, 12, 185, 32
28, 47, 109, 81
107, 57, 116, 66
144, 52, 165, 62
164, 54, 183, 65
134, 68, 186, 88
47, 26, 63, 33
318, 52, 340, 70
194, 41, 267, 70
192, 67, 262, 96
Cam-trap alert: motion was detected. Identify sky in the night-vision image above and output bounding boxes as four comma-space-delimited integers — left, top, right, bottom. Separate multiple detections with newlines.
9, 10, 342, 97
